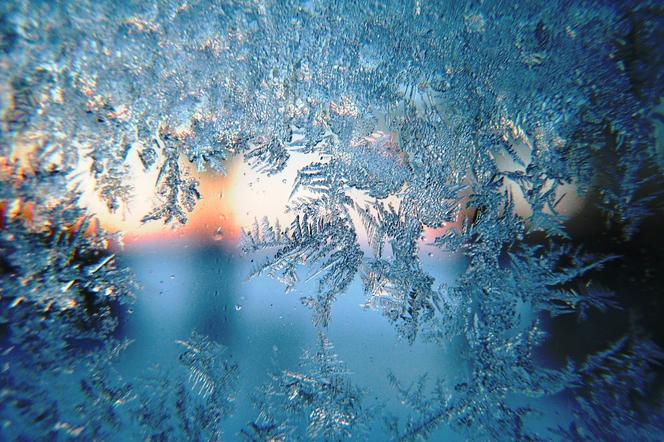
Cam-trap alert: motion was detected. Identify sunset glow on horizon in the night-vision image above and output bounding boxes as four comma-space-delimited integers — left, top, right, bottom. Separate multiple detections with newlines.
9, 128, 585, 251
82, 146, 585, 249
80, 148, 322, 246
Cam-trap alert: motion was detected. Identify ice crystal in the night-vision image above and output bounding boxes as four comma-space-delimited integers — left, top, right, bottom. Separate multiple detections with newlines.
0, 161, 135, 366
133, 331, 238, 441
560, 332, 664, 441
2, 0, 664, 439
243, 213, 362, 327
73, 340, 136, 440
0, 158, 133, 438
140, 127, 202, 225
1, 329, 238, 440
243, 332, 370, 441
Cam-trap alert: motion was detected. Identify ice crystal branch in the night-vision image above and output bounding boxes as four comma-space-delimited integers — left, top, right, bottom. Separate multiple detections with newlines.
559, 332, 664, 441
244, 332, 371, 441
133, 331, 238, 441
2, 0, 664, 439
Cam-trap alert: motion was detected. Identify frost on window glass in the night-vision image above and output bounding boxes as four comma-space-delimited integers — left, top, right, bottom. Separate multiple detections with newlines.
1, 0, 664, 440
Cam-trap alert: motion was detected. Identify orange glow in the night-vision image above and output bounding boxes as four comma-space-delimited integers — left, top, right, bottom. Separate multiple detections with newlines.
5, 119, 584, 248
88, 150, 314, 245
421, 201, 477, 243
225, 150, 321, 229
90, 169, 239, 245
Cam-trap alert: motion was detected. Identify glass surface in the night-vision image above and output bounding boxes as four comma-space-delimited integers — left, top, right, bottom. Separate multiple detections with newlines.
1, 1, 663, 440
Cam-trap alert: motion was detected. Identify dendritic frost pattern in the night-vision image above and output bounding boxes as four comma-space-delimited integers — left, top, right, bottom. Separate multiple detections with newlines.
243, 333, 370, 442
1, 0, 664, 440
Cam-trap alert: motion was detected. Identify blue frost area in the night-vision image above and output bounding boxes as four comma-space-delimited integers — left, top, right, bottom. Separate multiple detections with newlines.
1, 0, 664, 440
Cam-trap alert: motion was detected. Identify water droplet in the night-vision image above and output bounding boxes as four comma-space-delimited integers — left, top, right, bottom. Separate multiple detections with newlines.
169, 274, 175, 279
282, 178, 287, 184
219, 191, 224, 199
235, 304, 242, 311
213, 226, 224, 241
